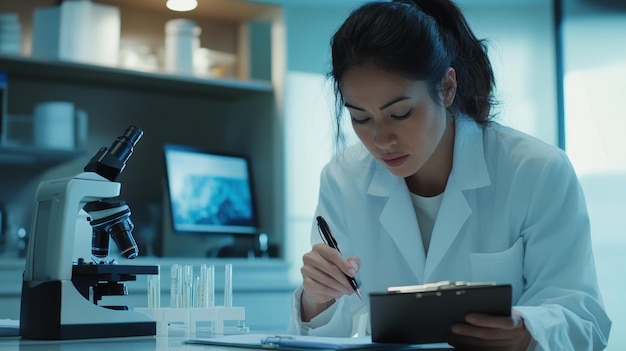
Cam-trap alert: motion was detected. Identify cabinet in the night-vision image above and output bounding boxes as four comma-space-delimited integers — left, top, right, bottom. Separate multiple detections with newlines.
0, 0, 286, 259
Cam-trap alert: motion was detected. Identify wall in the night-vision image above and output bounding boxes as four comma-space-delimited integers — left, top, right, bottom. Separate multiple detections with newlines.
461, 2, 558, 145
280, 3, 360, 282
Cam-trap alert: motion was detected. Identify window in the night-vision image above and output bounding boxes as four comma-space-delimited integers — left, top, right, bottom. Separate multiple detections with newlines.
562, 3, 626, 349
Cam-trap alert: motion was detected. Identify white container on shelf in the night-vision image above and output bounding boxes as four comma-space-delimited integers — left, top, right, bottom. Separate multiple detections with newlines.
194, 48, 237, 78
32, 0, 120, 66
165, 18, 201, 75
0, 13, 21, 55
33, 101, 76, 150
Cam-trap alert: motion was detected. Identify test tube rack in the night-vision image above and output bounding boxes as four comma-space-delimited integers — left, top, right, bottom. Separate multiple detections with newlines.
134, 306, 246, 337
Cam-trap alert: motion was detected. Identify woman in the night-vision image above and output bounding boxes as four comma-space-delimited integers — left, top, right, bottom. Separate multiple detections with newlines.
289, 0, 611, 350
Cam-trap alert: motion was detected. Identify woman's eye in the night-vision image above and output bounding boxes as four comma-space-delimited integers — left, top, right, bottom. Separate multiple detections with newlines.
351, 116, 370, 124
391, 109, 412, 120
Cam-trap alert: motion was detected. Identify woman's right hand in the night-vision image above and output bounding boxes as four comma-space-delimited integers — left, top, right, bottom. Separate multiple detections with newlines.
299, 243, 360, 322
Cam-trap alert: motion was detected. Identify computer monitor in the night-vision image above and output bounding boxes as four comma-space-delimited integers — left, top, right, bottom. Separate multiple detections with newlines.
163, 143, 258, 236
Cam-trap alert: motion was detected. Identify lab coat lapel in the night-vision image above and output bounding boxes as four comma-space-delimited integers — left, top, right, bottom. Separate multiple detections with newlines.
423, 179, 470, 280
423, 117, 491, 281
369, 167, 426, 283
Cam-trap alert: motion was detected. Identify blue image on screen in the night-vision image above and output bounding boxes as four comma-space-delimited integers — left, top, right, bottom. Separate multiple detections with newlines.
164, 144, 257, 235
173, 175, 253, 228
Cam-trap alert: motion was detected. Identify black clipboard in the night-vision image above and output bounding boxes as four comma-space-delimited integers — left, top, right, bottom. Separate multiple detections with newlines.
369, 281, 512, 344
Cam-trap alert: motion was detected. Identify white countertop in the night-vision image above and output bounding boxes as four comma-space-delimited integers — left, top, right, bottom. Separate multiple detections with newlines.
0, 335, 455, 350
0, 335, 233, 351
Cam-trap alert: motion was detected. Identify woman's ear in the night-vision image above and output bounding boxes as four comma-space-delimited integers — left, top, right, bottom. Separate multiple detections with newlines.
443, 67, 457, 107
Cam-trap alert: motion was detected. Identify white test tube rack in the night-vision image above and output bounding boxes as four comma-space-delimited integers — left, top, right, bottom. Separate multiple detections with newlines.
134, 306, 246, 337
135, 263, 246, 337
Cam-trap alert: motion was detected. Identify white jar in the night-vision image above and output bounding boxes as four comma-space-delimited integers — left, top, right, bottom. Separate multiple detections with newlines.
33, 101, 76, 150
164, 18, 201, 75
0, 13, 21, 55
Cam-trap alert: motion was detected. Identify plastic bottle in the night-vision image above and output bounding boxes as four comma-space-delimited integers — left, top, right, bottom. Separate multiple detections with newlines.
164, 19, 201, 75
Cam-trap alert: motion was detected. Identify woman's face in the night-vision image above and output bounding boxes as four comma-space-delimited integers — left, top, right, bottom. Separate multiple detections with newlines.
341, 63, 456, 179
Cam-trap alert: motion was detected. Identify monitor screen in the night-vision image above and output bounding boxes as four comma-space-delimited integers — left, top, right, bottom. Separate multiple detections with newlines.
163, 144, 257, 236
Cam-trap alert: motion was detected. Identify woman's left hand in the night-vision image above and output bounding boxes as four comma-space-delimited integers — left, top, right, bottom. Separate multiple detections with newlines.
447, 310, 532, 351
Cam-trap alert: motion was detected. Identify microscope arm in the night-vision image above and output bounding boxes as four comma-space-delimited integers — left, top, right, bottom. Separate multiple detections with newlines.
24, 172, 120, 282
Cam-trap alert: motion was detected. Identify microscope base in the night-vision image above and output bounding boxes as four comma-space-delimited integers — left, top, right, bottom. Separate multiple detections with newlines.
20, 280, 156, 340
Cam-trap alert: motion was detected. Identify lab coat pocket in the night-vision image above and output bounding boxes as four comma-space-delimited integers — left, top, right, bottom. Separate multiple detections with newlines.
470, 237, 524, 304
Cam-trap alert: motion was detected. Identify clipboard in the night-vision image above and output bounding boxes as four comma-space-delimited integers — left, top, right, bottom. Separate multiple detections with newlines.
369, 281, 512, 344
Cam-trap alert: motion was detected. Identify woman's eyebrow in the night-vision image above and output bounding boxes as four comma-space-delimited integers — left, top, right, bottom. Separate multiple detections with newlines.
344, 96, 410, 111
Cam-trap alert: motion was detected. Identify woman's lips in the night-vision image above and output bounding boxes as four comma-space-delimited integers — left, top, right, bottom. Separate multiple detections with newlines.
381, 154, 408, 167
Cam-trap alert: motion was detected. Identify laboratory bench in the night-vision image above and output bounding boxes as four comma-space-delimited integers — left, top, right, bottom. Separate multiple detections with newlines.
0, 335, 456, 351
0, 335, 240, 351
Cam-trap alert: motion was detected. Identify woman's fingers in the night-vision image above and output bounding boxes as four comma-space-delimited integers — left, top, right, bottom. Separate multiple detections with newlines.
300, 244, 360, 302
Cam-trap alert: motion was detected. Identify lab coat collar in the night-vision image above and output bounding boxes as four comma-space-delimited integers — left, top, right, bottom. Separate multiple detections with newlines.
450, 116, 491, 190
367, 116, 491, 282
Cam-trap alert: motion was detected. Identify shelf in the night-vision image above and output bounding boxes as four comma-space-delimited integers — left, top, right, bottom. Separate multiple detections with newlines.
0, 143, 83, 167
0, 55, 274, 99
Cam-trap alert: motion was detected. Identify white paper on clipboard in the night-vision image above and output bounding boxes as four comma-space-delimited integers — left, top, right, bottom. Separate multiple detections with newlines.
185, 333, 451, 350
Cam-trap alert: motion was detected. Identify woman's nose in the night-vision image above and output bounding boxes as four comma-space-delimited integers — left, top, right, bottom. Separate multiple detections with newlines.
373, 120, 396, 149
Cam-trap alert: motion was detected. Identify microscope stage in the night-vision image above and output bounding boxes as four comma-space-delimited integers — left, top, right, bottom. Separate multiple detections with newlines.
72, 263, 159, 276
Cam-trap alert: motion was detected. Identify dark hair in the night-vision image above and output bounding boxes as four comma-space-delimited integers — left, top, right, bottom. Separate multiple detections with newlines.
330, 0, 496, 148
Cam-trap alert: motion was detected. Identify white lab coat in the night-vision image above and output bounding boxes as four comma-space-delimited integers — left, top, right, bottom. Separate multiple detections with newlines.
289, 116, 611, 350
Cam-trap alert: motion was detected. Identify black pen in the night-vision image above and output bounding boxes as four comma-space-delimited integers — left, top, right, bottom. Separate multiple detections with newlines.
316, 215, 362, 300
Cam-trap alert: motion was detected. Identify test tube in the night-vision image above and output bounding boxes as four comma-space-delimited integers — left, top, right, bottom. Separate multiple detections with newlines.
206, 264, 215, 307
195, 264, 215, 308
170, 264, 182, 308
224, 264, 233, 307
147, 265, 161, 308
181, 264, 194, 308
194, 276, 201, 308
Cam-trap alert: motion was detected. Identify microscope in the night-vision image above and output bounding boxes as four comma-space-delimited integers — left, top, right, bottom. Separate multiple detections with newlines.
20, 126, 159, 340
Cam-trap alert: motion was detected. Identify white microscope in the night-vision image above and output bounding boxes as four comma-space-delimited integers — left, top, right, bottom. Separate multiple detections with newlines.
20, 126, 159, 340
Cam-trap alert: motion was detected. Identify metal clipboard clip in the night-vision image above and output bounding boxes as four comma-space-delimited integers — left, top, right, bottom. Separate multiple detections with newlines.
261, 335, 295, 349
387, 280, 496, 294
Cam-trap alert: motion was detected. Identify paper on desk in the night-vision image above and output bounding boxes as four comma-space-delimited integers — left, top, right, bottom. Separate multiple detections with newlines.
185, 333, 451, 350
0, 319, 19, 337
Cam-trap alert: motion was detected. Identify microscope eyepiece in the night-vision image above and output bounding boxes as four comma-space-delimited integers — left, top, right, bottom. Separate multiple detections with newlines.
82, 126, 143, 261
84, 125, 144, 181
85, 200, 139, 260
